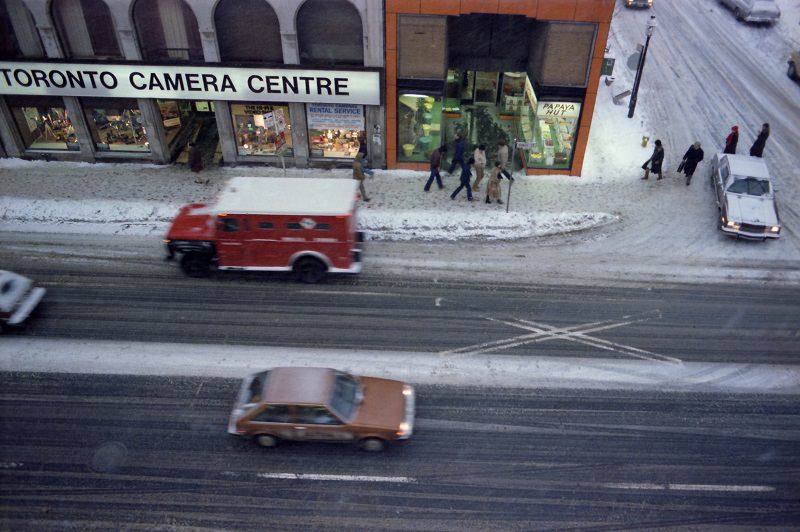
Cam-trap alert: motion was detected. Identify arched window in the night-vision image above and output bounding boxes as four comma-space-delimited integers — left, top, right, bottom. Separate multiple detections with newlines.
133, 0, 203, 62
215, 0, 282, 63
0, 0, 44, 59
297, 0, 363, 66
52, 0, 121, 59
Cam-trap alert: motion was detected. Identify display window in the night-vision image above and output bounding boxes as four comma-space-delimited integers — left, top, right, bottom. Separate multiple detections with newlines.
232, 103, 293, 156
306, 103, 364, 159
397, 93, 442, 162
6, 96, 77, 150
499, 72, 527, 116
527, 101, 581, 170
82, 98, 149, 152
158, 99, 194, 147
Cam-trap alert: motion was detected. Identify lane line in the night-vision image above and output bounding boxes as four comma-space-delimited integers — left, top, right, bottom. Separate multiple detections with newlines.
258, 473, 416, 483
603, 482, 774, 492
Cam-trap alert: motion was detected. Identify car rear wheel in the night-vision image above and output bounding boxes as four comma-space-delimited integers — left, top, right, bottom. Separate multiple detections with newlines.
180, 252, 211, 277
255, 434, 278, 448
359, 438, 386, 452
293, 257, 326, 284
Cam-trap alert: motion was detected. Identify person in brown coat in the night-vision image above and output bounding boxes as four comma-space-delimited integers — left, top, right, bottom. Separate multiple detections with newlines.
188, 142, 206, 184
353, 156, 370, 202
486, 161, 504, 204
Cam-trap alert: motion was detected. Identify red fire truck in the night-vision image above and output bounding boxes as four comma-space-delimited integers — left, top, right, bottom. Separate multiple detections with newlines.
164, 177, 364, 283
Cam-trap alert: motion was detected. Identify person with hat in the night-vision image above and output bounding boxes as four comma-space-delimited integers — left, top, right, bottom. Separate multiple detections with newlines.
724, 126, 739, 154
641, 139, 665, 180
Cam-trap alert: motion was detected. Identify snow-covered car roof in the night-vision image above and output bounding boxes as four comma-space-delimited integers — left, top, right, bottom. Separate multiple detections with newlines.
212, 177, 358, 216
721, 154, 771, 180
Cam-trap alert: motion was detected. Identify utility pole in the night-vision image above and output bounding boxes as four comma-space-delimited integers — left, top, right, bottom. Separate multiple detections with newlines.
628, 15, 657, 119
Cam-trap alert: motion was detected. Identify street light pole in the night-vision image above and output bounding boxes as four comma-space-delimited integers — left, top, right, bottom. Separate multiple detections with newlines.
628, 15, 657, 119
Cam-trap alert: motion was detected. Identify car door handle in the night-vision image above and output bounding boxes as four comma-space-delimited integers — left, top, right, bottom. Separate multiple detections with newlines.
294, 426, 306, 430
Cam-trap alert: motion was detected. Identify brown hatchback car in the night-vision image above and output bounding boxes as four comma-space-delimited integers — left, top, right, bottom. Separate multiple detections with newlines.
228, 367, 415, 452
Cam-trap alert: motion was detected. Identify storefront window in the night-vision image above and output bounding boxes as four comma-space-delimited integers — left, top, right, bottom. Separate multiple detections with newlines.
397, 93, 442, 162
231, 103, 293, 156
158, 100, 193, 147
527, 101, 581, 170
82, 98, 149, 152
307, 103, 364, 159
7, 96, 77, 150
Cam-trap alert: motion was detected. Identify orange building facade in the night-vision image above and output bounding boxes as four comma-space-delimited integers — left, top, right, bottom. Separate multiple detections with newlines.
385, 0, 614, 176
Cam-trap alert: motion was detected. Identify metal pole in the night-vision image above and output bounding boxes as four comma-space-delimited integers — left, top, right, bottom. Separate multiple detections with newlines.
628, 16, 656, 119
506, 138, 515, 213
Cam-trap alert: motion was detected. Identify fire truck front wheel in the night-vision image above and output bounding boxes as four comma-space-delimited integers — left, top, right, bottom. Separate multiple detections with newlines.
181, 252, 212, 278
293, 256, 326, 284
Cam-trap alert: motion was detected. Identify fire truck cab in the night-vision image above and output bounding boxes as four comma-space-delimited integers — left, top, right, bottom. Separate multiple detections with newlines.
165, 177, 364, 283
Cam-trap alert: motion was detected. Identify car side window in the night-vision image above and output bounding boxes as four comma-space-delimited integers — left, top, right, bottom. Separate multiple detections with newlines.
252, 404, 291, 423
720, 164, 729, 182
258, 221, 274, 230
294, 406, 342, 425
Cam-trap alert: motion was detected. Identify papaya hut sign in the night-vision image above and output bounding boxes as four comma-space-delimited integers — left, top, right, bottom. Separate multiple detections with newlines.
0, 61, 381, 105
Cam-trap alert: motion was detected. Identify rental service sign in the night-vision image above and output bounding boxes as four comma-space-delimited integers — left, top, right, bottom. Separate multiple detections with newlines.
0, 62, 381, 105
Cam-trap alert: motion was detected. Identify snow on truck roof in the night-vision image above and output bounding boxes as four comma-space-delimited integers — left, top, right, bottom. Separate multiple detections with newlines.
212, 177, 358, 216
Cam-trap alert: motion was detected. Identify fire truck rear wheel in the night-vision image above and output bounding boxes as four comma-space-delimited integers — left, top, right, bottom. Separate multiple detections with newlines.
181, 252, 211, 277
294, 256, 326, 283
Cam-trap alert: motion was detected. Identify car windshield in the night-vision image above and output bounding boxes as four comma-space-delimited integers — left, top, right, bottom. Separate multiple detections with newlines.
329, 371, 361, 421
727, 177, 770, 196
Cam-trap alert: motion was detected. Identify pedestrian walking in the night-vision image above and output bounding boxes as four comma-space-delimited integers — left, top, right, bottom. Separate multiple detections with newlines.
424, 145, 447, 191
450, 157, 475, 201
640, 139, 665, 180
723, 125, 738, 154
679, 141, 704, 186
486, 161, 503, 204
471, 144, 487, 193
496, 139, 509, 172
187, 142, 206, 184
447, 132, 466, 174
353, 155, 370, 201
749, 123, 770, 157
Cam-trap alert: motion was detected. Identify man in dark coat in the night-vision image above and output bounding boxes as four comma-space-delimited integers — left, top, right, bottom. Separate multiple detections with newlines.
680, 141, 704, 186
641, 139, 665, 180
450, 157, 475, 201
749, 123, 770, 157
187, 142, 205, 184
447, 132, 466, 174
424, 145, 447, 191
724, 125, 738, 154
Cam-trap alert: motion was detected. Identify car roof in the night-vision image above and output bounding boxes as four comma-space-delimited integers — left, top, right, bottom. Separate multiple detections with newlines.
213, 177, 358, 216
721, 154, 771, 180
263, 367, 336, 405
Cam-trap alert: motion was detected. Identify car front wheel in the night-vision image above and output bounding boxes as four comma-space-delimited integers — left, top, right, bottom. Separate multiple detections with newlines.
255, 434, 278, 448
359, 438, 386, 452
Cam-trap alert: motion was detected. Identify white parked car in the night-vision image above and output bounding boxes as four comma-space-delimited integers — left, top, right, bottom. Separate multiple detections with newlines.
624, 0, 652, 8
719, 0, 780, 24
711, 154, 781, 240
0, 270, 46, 329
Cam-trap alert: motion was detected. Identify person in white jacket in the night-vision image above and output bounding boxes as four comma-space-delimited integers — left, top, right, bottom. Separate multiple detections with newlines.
471, 144, 487, 192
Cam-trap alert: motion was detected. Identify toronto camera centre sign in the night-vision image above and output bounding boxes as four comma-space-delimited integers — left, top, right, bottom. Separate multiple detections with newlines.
0, 62, 381, 105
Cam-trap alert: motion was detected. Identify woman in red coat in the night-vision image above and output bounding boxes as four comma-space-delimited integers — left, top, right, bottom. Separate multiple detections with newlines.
723, 126, 738, 154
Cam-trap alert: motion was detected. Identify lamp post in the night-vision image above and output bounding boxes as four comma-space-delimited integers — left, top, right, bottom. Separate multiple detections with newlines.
628, 15, 657, 119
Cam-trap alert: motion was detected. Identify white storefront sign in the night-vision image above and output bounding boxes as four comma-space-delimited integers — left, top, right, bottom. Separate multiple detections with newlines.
0, 61, 381, 105
306, 103, 365, 130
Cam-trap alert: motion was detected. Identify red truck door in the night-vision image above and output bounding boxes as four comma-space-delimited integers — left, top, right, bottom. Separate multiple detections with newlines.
215, 215, 248, 266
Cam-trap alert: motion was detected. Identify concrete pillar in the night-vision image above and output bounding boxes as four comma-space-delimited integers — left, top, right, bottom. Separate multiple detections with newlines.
0, 99, 24, 157
289, 102, 309, 167
214, 101, 238, 165
138, 99, 170, 164
62, 97, 95, 161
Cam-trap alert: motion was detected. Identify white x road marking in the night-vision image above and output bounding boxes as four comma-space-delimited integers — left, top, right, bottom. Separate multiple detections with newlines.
440, 310, 681, 365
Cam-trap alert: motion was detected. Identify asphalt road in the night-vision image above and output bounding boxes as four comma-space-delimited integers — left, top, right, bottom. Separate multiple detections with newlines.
1, 372, 798, 530
3, 236, 799, 364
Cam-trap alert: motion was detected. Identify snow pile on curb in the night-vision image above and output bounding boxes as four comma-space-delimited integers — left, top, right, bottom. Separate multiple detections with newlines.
0, 196, 617, 240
